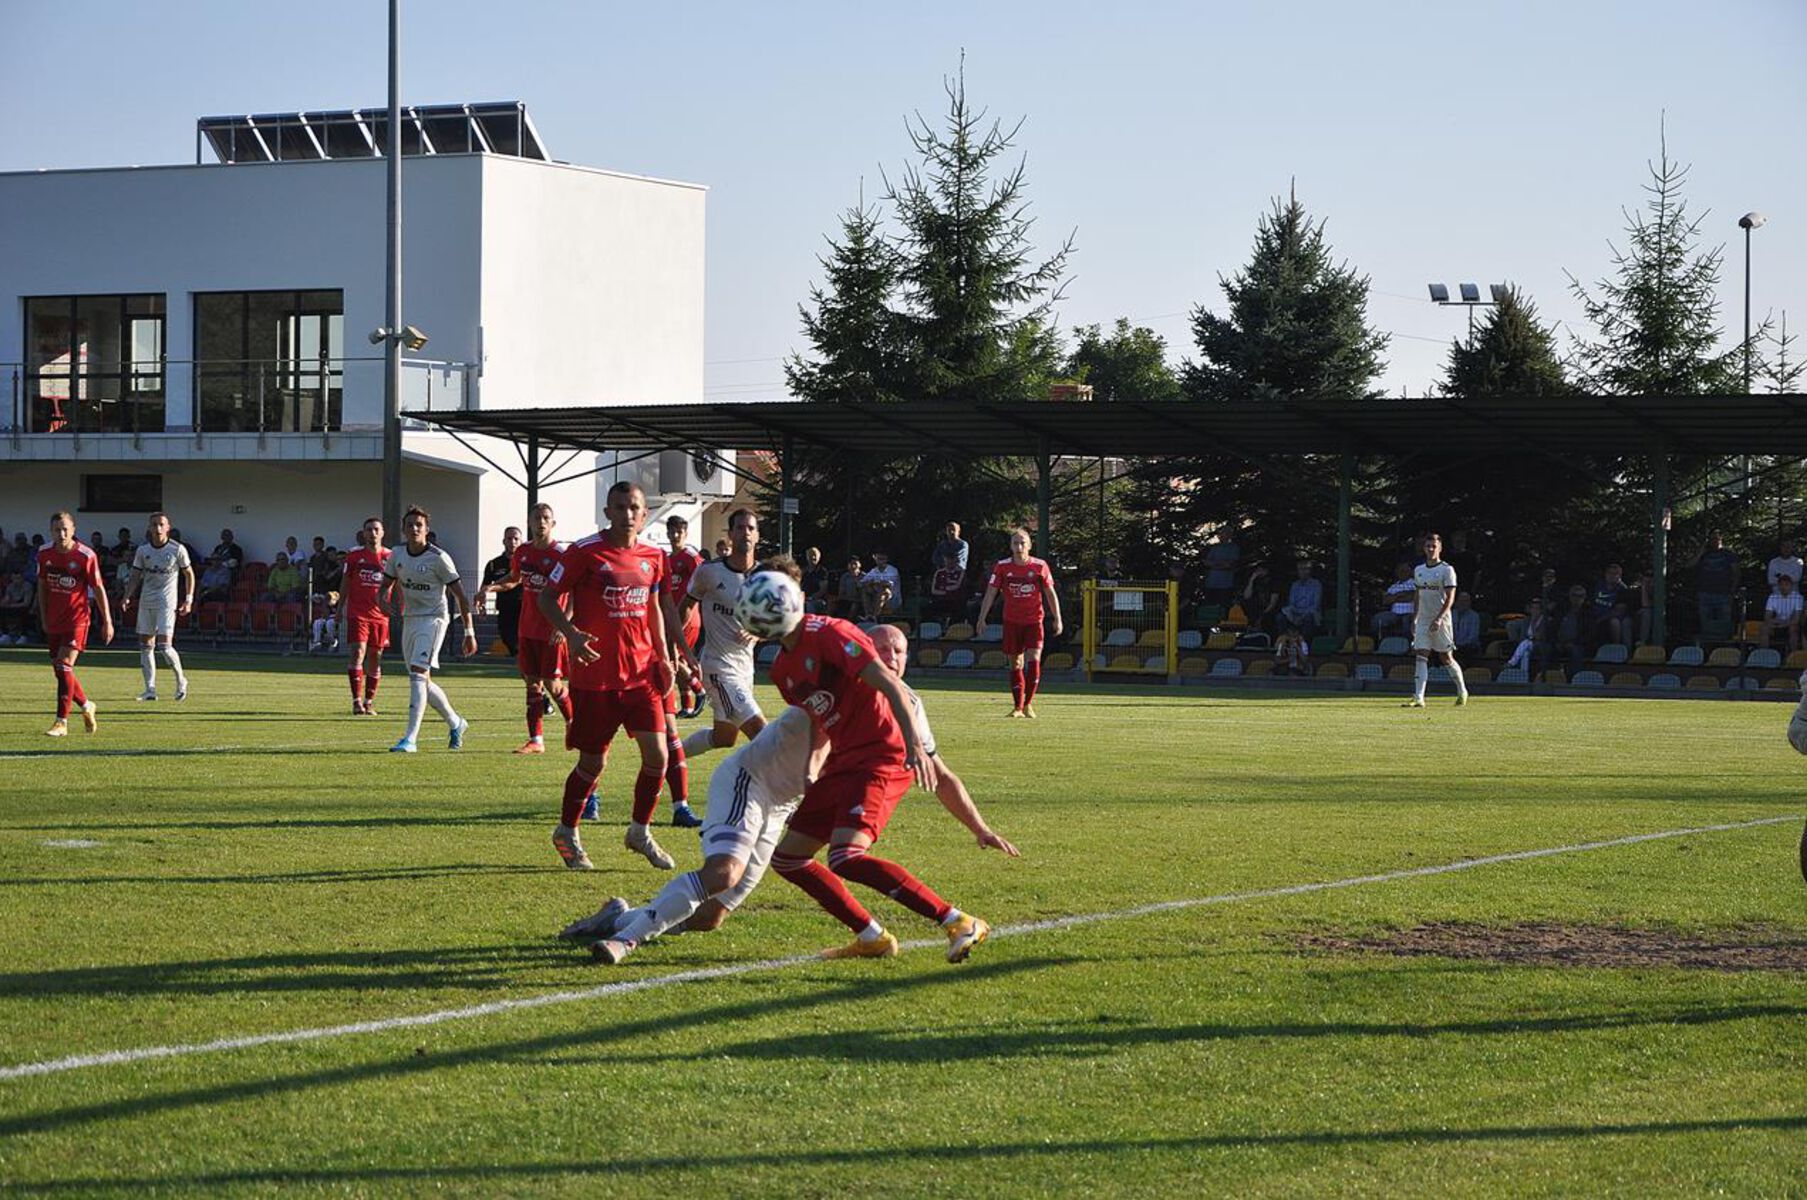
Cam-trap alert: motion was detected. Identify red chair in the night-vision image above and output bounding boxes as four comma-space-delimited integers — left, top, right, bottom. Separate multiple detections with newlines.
276, 603, 305, 635
230, 580, 256, 604
250, 602, 277, 635
197, 602, 225, 633
223, 603, 250, 635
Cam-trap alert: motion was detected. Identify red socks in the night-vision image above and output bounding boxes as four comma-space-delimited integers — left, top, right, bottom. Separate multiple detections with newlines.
665, 733, 688, 806
1023, 660, 1042, 706
348, 666, 363, 703
828, 845, 951, 922
1010, 667, 1025, 709
364, 667, 380, 703
53, 661, 73, 720
774, 854, 877, 932
552, 688, 573, 723
630, 767, 662, 825
526, 685, 545, 740
560, 765, 599, 827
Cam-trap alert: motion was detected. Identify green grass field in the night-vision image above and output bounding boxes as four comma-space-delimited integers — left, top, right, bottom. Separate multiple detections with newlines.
1, 648, 1803, 1197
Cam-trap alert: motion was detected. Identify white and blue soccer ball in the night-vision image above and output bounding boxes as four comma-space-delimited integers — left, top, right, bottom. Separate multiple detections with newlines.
735, 571, 805, 640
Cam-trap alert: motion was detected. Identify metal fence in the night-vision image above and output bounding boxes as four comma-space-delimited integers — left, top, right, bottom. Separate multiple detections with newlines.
1082, 579, 1179, 682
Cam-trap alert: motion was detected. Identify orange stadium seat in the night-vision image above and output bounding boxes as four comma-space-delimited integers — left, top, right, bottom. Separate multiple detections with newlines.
1608, 671, 1642, 688
249, 603, 277, 635
197, 602, 225, 633
1686, 675, 1721, 691
942, 623, 974, 642
222, 604, 250, 635
1630, 645, 1666, 666
276, 603, 305, 635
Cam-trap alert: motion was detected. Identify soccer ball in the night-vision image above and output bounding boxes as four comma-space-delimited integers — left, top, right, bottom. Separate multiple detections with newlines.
734, 571, 804, 640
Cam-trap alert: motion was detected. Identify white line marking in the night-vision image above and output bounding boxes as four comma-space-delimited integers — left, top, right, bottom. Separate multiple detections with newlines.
0, 813, 1795, 1082
40, 839, 102, 849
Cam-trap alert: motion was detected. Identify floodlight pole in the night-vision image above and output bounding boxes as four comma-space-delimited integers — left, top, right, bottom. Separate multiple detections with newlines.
380, 0, 404, 539
1742, 221, 1753, 394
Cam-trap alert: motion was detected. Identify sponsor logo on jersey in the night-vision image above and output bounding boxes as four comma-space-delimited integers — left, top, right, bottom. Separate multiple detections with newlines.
801, 689, 836, 719
640, 561, 653, 574
602, 584, 651, 609
844, 640, 863, 658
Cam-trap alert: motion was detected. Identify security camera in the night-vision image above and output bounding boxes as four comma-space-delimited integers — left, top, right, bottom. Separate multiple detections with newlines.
368, 327, 389, 345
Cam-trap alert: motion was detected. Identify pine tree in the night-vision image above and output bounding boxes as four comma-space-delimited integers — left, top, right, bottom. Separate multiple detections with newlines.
1566, 126, 1744, 396
783, 197, 904, 404
1761, 312, 1803, 394
1443, 287, 1570, 398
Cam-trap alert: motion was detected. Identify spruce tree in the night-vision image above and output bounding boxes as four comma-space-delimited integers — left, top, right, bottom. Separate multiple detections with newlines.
783, 197, 904, 404
1443, 287, 1570, 398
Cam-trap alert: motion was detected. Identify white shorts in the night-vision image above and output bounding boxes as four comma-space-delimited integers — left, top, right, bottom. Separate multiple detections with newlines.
702, 659, 762, 728
402, 616, 448, 671
700, 762, 800, 911
136, 605, 177, 639
1414, 618, 1455, 654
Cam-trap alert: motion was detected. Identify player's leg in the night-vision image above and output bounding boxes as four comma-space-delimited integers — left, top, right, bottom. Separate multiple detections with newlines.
519, 673, 549, 752
1406, 643, 1429, 706
663, 709, 700, 827
594, 851, 747, 963
554, 744, 608, 871
1442, 647, 1469, 704
624, 723, 675, 867
1022, 641, 1045, 717
363, 636, 385, 713
346, 635, 367, 714
137, 632, 158, 700
1008, 652, 1027, 716
159, 626, 188, 699
770, 821, 891, 957
46, 640, 77, 736
420, 665, 467, 748
54, 638, 96, 735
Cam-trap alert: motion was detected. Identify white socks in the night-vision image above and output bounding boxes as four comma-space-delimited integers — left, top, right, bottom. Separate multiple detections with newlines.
140, 646, 157, 691
1413, 657, 1428, 701
426, 680, 458, 726
682, 727, 719, 758
615, 872, 711, 946
162, 643, 185, 687
405, 673, 428, 742
1448, 657, 1468, 697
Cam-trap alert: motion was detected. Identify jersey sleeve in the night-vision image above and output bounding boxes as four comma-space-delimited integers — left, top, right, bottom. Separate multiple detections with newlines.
821, 622, 880, 677
1442, 564, 1457, 589
132, 546, 149, 571
686, 564, 709, 603
85, 549, 107, 591
437, 551, 460, 586
988, 561, 1005, 590
381, 553, 398, 581
907, 689, 938, 756
546, 545, 585, 597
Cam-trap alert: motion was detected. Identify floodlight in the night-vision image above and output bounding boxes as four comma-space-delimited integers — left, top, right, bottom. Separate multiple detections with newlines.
1738, 212, 1767, 230
368, 327, 388, 345
1490, 283, 1509, 303
1427, 283, 1450, 303
400, 325, 429, 352
1458, 283, 1481, 303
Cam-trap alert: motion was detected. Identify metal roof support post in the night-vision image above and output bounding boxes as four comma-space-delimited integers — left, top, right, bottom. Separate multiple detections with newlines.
1336, 449, 1354, 641
526, 433, 540, 521
1652, 442, 1669, 649
1036, 438, 1052, 560
380, 0, 405, 543
778, 434, 795, 557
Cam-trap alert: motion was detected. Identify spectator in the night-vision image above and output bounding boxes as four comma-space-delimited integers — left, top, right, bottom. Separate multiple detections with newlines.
800, 546, 830, 613
1769, 538, 1804, 591
1506, 597, 1548, 671
264, 552, 303, 603
1100, 552, 1123, 581
483, 526, 524, 656
1373, 562, 1415, 641
1633, 569, 1656, 645
198, 558, 234, 604
7, 532, 29, 574
1273, 625, 1309, 676
1202, 530, 1242, 606
1552, 584, 1595, 673
308, 535, 332, 585
111, 527, 135, 562
317, 546, 345, 597
1278, 559, 1323, 638
0, 572, 34, 643
713, 537, 731, 558
1763, 574, 1803, 653
1694, 531, 1739, 635
281, 536, 305, 572
834, 556, 863, 619
89, 531, 108, 559
1239, 564, 1280, 635
1451, 591, 1482, 655
932, 521, 969, 573
1592, 563, 1633, 648
1537, 566, 1562, 615
861, 550, 902, 617
170, 528, 205, 576
212, 528, 245, 575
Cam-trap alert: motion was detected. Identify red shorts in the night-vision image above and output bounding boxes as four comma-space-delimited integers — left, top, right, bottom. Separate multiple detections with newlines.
49, 623, 89, 655
785, 761, 914, 843
517, 636, 567, 681
1002, 619, 1044, 656
347, 614, 390, 650
567, 685, 663, 753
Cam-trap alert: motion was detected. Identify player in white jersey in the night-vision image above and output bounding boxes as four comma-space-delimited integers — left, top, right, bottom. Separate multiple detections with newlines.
1405, 531, 1469, 708
679, 507, 766, 759
121, 512, 195, 701
385, 506, 478, 752
571, 620, 1018, 964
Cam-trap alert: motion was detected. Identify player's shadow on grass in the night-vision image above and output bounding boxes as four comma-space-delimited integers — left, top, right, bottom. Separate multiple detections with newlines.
1, 809, 543, 834
6, 1113, 1807, 1193
0, 955, 1070, 1141
0, 746, 353, 759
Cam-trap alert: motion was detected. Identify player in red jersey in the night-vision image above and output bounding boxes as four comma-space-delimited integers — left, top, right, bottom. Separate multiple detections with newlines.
665, 514, 705, 717
540, 481, 700, 872
37, 510, 112, 737
976, 527, 1064, 718
339, 516, 395, 715
767, 607, 993, 963
484, 502, 579, 754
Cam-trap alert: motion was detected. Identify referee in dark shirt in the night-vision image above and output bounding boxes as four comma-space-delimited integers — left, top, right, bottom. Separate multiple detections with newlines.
483, 526, 524, 656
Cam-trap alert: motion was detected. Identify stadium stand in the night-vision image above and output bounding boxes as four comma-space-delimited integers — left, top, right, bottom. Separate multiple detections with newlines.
1686, 675, 1721, 690
917, 648, 944, 668
943, 623, 974, 641
1666, 646, 1705, 668
1145, 655, 1168, 673
1387, 664, 1413, 681
1630, 645, 1666, 666
1355, 663, 1384, 681
1747, 648, 1782, 669
1707, 647, 1744, 668
1178, 656, 1209, 677
1315, 662, 1349, 679
1176, 630, 1203, 651
916, 621, 943, 641
1571, 670, 1606, 686
1788, 650, 1807, 670
1376, 636, 1409, 655
1245, 658, 1274, 676
1725, 674, 1761, 691
1109, 653, 1142, 671
1138, 629, 1165, 648
1608, 671, 1642, 688
1764, 677, 1797, 693
1105, 628, 1137, 648
1209, 657, 1244, 677
1647, 673, 1681, 689
978, 650, 1008, 669
944, 648, 976, 668
1340, 636, 1376, 653
1592, 644, 1630, 665
1043, 652, 1075, 671
976, 624, 1003, 643
1205, 632, 1238, 651
1464, 666, 1493, 685
1496, 666, 1530, 684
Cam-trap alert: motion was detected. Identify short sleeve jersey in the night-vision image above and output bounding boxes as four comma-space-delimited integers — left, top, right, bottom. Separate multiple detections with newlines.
989, 556, 1053, 624
132, 540, 191, 611
769, 615, 905, 773
510, 540, 566, 641
37, 542, 105, 632
547, 534, 667, 691
385, 545, 459, 620
903, 684, 938, 758
666, 547, 704, 627
728, 704, 816, 801
1413, 561, 1457, 623
342, 547, 393, 620
687, 559, 758, 670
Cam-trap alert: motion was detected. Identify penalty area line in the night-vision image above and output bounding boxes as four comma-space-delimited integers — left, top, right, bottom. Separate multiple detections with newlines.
0, 813, 1796, 1083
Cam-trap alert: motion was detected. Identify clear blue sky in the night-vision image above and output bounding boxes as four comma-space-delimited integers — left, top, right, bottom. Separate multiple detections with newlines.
4, 0, 1802, 399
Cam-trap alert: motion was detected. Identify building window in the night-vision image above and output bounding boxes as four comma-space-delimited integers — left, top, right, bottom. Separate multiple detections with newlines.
24, 295, 166, 434
194, 289, 344, 433
80, 474, 163, 513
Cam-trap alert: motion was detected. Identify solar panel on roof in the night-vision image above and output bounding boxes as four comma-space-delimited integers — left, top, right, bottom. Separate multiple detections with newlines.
197, 102, 547, 164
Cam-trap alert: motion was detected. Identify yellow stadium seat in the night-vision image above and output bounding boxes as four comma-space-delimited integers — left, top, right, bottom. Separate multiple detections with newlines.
1764, 676, 1798, 692
1109, 653, 1143, 671
1463, 666, 1492, 685
917, 648, 944, 668
1608, 671, 1642, 688
1542, 668, 1566, 685
1178, 656, 1210, 676
1340, 637, 1374, 654
1482, 640, 1508, 660
1787, 650, 1807, 670
1245, 658, 1275, 676
1042, 652, 1075, 671
1706, 647, 1743, 668
1388, 664, 1414, 681
1686, 674, 1720, 691
1205, 632, 1238, 651
942, 623, 974, 642
977, 650, 1008, 669
1137, 629, 1165, 647
1315, 662, 1349, 679
1630, 645, 1666, 665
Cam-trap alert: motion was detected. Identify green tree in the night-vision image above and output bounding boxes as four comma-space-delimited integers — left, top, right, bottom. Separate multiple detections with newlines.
1066, 319, 1180, 402
784, 198, 905, 404
1761, 312, 1802, 395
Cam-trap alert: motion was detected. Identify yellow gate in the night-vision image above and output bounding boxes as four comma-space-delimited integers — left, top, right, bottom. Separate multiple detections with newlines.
1082, 580, 1179, 683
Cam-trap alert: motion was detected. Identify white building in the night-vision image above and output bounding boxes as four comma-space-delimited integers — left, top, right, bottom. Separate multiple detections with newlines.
0, 101, 730, 579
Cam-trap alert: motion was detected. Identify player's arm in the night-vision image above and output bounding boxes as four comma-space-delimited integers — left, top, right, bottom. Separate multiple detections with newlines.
679, 569, 705, 625
1438, 584, 1456, 622
805, 722, 832, 784
856, 658, 938, 792
975, 580, 1001, 632
485, 560, 523, 595
539, 586, 589, 658
660, 587, 698, 675
446, 575, 478, 656
928, 755, 1019, 856
122, 561, 144, 610
1041, 570, 1064, 637
89, 558, 114, 644
179, 562, 196, 614
36, 572, 49, 631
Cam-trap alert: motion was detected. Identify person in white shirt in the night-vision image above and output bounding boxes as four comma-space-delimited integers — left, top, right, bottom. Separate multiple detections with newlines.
860, 551, 902, 618
680, 507, 767, 759
1763, 574, 1804, 654
1404, 531, 1468, 708
121, 512, 195, 701
1768, 538, 1804, 591
384, 505, 477, 753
